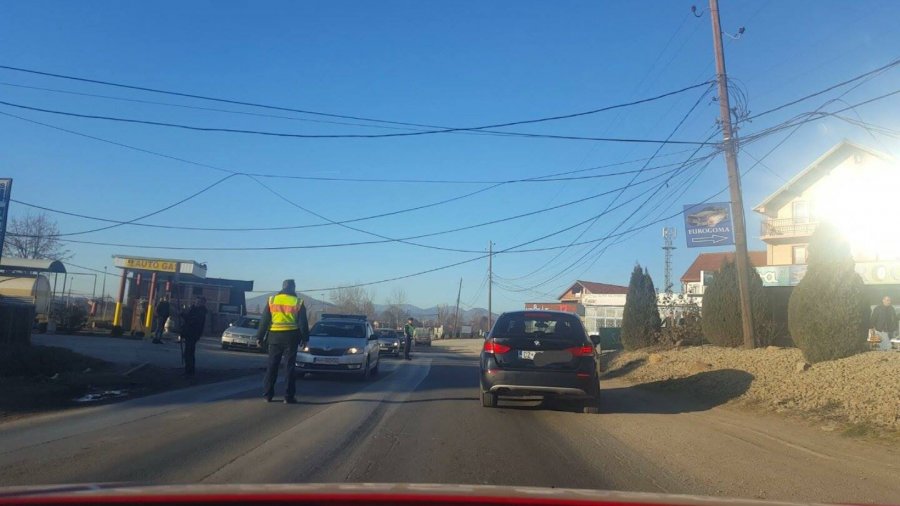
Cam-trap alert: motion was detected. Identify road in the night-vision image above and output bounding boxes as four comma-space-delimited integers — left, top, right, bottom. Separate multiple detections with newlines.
1, 340, 898, 503
32, 334, 268, 371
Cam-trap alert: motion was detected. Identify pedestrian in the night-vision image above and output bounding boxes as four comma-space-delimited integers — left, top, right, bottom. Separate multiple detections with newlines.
180, 296, 208, 376
403, 317, 415, 360
870, 295, 897, 352
256, 279, 309, 403
152, 296, 171, 344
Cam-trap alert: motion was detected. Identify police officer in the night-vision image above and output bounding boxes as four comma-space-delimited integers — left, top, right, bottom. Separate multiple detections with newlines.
403, 317, 415, 360
256, 279, 309, 403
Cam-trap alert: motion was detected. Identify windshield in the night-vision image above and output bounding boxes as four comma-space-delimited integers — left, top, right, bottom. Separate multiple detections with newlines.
311, 321, 366, 338
234, 317, 260, 329
4, 2, 900, 504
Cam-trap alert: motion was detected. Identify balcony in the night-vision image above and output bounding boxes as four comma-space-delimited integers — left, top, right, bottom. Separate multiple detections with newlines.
760, 218, 818, 242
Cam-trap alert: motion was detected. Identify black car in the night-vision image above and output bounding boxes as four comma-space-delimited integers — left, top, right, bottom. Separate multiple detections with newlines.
376, 329, 404, 356
479, 310, 601, 414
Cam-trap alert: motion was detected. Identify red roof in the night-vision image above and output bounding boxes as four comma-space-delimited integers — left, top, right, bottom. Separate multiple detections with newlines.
558, 280, 629, 300
680, 252, 767, 283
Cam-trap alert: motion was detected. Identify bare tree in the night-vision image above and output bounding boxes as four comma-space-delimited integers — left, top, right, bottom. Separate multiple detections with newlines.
381, 287, 409, 329
3, 213, 71, 260
330, 286, 376, 319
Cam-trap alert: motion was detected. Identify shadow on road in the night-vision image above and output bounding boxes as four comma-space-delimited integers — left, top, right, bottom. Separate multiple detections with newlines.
601, 369, 754, 415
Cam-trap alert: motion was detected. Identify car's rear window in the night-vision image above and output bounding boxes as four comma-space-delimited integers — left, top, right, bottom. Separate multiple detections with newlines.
491, 312, 584, 340
311, 321, 366, 338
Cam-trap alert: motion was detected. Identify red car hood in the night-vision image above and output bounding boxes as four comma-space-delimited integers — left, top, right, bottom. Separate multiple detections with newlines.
0, 483, 847, 506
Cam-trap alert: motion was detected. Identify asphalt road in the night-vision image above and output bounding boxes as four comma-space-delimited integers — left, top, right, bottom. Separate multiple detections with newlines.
1, 341, 898, 503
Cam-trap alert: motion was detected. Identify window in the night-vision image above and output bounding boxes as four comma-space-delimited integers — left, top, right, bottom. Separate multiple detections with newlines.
793, 200, 810, 223
492, 312, 584, 339
793, 245, 808, 265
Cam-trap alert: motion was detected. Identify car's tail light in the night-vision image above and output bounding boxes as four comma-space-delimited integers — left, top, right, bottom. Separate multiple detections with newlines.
568, 345, 594, 356
483, 340, 511, 354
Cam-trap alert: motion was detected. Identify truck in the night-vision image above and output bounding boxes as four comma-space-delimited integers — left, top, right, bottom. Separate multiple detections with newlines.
0, 274, 51, 326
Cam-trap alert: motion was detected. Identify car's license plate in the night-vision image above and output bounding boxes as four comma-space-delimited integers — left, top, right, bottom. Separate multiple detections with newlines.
315, 357, 340, 364
519, 350, 537, 360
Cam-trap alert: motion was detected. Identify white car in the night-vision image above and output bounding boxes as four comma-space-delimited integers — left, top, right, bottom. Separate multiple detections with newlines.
221, 315, 265, 352
295, 314, 380, 380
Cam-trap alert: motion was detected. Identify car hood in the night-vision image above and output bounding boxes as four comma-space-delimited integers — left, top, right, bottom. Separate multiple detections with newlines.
225, 326, 257, 337
0, 483, 839, 506
377, 335, 400, 342
305, 335, 366, 351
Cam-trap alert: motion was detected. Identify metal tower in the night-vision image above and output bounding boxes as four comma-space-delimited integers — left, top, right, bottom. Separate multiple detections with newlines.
662, 227, 677, 294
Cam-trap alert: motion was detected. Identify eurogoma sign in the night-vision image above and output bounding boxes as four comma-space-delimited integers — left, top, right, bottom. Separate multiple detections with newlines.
683, 202, 735, 248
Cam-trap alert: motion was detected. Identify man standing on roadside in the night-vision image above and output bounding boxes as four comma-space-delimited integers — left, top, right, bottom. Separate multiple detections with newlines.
870, 295, 897, 352
180, 296, 208, 377
152, 297, 171, 344
403, 317, 415, 360
256, 279, 309, 403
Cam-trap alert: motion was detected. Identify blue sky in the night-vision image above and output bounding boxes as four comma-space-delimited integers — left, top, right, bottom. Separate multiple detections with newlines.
2, 0, 898, 312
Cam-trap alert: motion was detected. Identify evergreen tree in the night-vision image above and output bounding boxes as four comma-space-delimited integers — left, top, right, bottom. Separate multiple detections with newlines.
621, 264, 661, 349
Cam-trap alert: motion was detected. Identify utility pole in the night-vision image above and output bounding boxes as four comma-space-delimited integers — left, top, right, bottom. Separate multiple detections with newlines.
488, 241, 493, 333
454, 277, 462, 338
101, 267, 108, 318
708, 0, 755, 349
662, 227, 677, 294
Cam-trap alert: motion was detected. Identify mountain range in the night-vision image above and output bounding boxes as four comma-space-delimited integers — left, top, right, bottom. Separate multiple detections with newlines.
245, 292, 496, 323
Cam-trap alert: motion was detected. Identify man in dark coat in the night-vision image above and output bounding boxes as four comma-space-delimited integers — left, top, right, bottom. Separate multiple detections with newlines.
870, 295, 897, 352
180, 296, 208, 376
153, 297, 171, 344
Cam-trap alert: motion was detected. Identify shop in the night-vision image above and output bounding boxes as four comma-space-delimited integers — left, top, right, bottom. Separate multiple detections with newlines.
111, 255, 253, 337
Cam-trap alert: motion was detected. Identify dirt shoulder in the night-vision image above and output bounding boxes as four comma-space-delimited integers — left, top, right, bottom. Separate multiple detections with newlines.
0, 345, 258, 424
602, 345, 900, 439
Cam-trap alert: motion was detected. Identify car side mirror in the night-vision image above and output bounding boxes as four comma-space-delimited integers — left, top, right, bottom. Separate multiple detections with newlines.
589, 335, 601, 346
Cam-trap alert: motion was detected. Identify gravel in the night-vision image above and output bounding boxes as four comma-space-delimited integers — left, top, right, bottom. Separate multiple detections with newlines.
604, 346, 900, 432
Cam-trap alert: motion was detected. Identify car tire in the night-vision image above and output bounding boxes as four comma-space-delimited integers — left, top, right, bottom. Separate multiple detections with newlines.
358, 358, 371, 381
221, 343, 228, 350
582, 392, 601, 414
481, 391, 497, 408
371, 359, 379, 376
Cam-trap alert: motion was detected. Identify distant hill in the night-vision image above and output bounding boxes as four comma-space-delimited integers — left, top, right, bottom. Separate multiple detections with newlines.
245, 292, 495, 323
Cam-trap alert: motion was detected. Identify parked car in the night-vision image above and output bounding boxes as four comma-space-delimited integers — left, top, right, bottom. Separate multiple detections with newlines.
221, 315, 265, 352
479, 310, 600, 413
413, 327, 432, 347
296, 314, 380, 380
376, 329, 404, 356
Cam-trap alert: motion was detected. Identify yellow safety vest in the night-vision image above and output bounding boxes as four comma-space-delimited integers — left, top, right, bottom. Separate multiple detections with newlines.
268, 294, 302, 332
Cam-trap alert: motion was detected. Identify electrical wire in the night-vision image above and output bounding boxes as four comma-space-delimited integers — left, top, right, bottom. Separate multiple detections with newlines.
0, 63, 713, 139
24, 160, 697, 251
0, 98, 716, 145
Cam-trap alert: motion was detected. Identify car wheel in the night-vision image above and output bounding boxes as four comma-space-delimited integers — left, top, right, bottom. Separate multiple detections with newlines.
481, 390, 497, 408
371, 359, 379, 376
358, 358, 371, 381
582, 393, 601, 414
221, 343, 228, 350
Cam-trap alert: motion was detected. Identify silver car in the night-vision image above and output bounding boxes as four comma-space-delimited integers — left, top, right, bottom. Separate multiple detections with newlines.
295, 315, 380, 380
221, 316, 265, 352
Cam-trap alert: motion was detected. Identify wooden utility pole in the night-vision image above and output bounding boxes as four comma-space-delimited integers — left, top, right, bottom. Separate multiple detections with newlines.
488, 241, 493, 332
708, 0, 755, 349
454, 277, 462, 338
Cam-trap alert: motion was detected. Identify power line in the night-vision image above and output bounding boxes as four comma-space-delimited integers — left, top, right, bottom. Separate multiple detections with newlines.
742, 57, 900, 122
26, 160, 697, 251
0, 98, 716, 145
11, 157, 703, 234
0, 63, 713, 139
0, 106, 701, 183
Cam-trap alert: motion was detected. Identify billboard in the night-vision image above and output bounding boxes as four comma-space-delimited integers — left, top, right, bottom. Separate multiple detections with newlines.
683, 202, 735, 248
